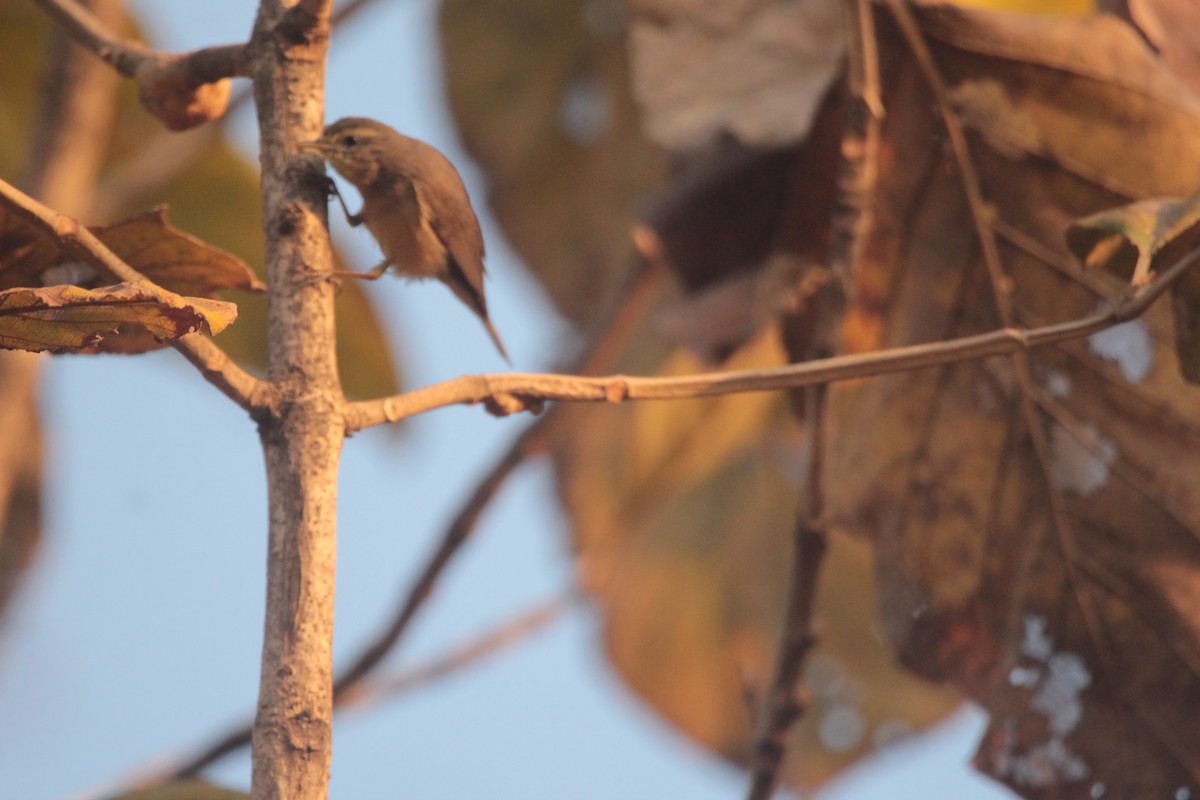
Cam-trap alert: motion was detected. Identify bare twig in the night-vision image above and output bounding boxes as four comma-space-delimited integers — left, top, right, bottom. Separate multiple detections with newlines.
746, 380, 830, 800
89, 0, 391, 217
0, 177, 272, 415
30, 0, 151, 75
32, 0, 249, 132
831, 0, 884, 289
343, 595, 574, 709
342, 241, 1200, 429
30, 0, 247, 80
96, 257, 669, 786
10, 159, 1200, 439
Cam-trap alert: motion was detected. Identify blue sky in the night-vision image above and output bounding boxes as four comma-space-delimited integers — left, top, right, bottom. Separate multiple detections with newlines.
0, 2, 1015, 798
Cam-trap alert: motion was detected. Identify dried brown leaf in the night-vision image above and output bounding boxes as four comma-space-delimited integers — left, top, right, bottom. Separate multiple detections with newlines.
90, 206, 264, 296
556, 328, 959, 789
1067, 190, 1200, 381
0, 282, 235, 353
826, 7, 1200, 798
1129, 0, 1200, 99
628, 0, 845, 150
441, 0, 666, 327
0, 201, 261, 296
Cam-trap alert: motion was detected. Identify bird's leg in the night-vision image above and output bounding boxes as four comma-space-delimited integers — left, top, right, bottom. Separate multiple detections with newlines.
333, 259, 391, 281
307, 260, 389, 287
317, 175, 364, 227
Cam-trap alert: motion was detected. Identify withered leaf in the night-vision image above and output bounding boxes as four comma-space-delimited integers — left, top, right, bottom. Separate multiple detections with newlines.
89, 206, 265, 296
1129, 0, 1200, 99
1067, 190, 1200, 381
0, 282, 236, 353
826, 6, 1200, 798
557, 328, 959, 789
0, 182, 245, 354
440, 0, 667, 327
0, 198, 261, 296
628, 0, 845, 151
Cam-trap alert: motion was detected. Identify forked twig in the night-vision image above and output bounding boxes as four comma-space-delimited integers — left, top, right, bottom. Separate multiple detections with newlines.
89, 0, 391, 217
342, 241, 1200, 429
0, 178, 271, 413
90, 256, 669, 787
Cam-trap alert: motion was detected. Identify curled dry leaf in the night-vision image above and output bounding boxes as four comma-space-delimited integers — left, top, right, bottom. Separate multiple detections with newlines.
1067, 189, 1200, 381
0, 282, 236, 353
0, 189, 255, 354
0, 201, 261, 296
826, 6, 1200, 798
91, 206, 265, 295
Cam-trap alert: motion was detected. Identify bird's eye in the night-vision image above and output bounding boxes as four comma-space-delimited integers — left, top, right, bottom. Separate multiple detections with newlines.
341, 135, 359, 147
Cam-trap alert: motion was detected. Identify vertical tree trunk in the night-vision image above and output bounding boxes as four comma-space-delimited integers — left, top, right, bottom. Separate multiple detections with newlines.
246, 3, 343, 799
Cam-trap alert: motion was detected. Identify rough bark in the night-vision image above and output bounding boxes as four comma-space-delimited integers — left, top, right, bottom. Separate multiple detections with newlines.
245, 3, 343, 799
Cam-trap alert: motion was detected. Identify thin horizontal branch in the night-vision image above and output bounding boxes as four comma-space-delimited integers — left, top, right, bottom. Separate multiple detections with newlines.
99, 258, 670, 787
0, 178, 271, 414
344, 242, 1200, 430
31, 0, 248, 80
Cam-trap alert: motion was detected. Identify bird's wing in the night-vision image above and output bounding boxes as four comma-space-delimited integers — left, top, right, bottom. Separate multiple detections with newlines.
412, 154, 489, 311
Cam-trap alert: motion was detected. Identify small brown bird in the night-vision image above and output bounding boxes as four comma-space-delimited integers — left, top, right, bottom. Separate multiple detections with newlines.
301, 117, 508, 361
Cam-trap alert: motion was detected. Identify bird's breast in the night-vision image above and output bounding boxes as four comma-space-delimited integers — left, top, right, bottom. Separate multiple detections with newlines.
361, 189, 447, 280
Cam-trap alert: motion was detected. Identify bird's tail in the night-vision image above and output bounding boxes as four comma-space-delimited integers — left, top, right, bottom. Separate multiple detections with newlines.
482, 316, 511, 365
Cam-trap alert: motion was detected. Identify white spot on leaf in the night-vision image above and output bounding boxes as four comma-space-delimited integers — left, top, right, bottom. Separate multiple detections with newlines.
1009, 665, 1041, 687
819, 704, 865, 752
1021, 615, 1054, 661
1049, 423, 1117, 497
1033, 652, 1091, 736
559, 74, 611, 144
1044, 370, 1071, 399
996, 737, 1091, 787
1088, 319, 1153, 383
998, 616, 1093, 786
804, 652, 846, 699
41, 261, 98, 287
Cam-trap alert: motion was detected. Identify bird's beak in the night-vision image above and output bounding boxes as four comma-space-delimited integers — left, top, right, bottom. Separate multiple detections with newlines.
298, 139, 331, 154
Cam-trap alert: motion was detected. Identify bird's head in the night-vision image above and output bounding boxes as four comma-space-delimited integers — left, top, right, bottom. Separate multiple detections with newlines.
300, 117, 394, 187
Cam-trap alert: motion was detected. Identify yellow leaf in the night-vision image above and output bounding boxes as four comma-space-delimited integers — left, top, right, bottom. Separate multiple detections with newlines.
0, 282, 236, 353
